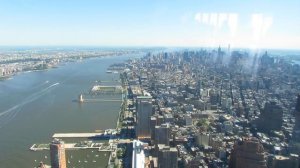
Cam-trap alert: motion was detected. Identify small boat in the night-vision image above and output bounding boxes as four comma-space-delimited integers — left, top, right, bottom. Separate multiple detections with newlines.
93, 160, 96, 163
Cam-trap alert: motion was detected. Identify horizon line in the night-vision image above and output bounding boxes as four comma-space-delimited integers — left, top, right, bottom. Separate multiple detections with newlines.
0, 45, 300, 51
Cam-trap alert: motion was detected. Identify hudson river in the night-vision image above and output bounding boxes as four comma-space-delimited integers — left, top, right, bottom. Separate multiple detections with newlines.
0, 54, 141, 168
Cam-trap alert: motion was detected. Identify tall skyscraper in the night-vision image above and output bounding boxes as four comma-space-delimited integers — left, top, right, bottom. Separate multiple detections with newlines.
136, 96, 152, 139
150, 116, 157, 140
216, 45, 223, 64
257, 101, 283, 133
155, 123, 170, 146
296, 94, 300, 112
157, 144, 178, 168
293, 94, 300, 140
50, 139, 66, 168
229, 137, 267, 168
132, 140, 145, 168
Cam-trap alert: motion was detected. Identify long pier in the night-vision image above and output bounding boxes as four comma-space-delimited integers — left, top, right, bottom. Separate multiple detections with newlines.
83, 99, 122, 103
53, 133, 107, 138
30, 143, 114, 151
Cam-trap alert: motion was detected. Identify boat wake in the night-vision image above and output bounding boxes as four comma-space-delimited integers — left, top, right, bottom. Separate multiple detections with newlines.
0, 82, 60, 128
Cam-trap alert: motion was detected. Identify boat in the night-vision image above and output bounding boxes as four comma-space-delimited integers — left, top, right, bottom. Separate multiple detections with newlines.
106, 70, 112, 73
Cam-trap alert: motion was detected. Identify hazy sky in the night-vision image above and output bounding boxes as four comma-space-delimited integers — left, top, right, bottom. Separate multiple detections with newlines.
0, 0, 299, 49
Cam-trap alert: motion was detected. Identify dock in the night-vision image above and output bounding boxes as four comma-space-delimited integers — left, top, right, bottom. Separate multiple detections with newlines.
83, 99, 122, 102
90, 85, 123, 94
30, 142, 114, 151
52, 133, 105, 138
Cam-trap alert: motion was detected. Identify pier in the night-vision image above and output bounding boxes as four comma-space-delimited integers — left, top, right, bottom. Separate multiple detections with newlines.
53, 133, 105, 138
78, 93, 122, 103
83, 99, 122, 103
90, 85, 123, 94
30, 142, 114, 151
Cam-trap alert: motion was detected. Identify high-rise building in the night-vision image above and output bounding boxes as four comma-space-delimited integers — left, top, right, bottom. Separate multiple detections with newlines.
257, 101, 283, 133
184, 114, 193, 126
155, 123, 170, 146
293, 94, 300, 140
196, 134, 210, 147
296, 94, 300, 112
229, 137, 267, 168
50, 139, 66, 168
132, 140, 146, 168
268, 154, 299, 168
216, 45, 223, 64
150, 116, 157, 140
157, 115, 164, 125
136, 96, 152, 139
157, 144, 178, 168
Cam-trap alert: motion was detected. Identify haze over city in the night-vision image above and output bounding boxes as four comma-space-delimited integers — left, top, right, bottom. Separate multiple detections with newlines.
1, 1, 300, 168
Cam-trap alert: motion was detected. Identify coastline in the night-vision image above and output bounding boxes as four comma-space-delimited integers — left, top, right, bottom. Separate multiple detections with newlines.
0, 54, 133, 167
0, 51, 142, 82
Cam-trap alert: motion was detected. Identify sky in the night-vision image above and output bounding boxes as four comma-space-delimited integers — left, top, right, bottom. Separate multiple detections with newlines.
0, 0, 299, 49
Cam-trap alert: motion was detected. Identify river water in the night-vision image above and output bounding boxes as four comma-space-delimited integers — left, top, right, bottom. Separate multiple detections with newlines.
0, 54, 140, 168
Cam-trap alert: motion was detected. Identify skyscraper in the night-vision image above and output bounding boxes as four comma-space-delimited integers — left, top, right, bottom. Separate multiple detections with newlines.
132, 140, 146, 168
229, 137, 267, 168
155, 123, 170, 146
157, 144, 178, 168
293, 94, 300, 140
296, 94, 300, 112
50, 139, 66, 168
257, 101, 283, 133
136, 96, 152, 139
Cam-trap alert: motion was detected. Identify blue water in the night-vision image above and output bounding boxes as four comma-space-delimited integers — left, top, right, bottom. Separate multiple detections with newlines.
0, 54, 141, 168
